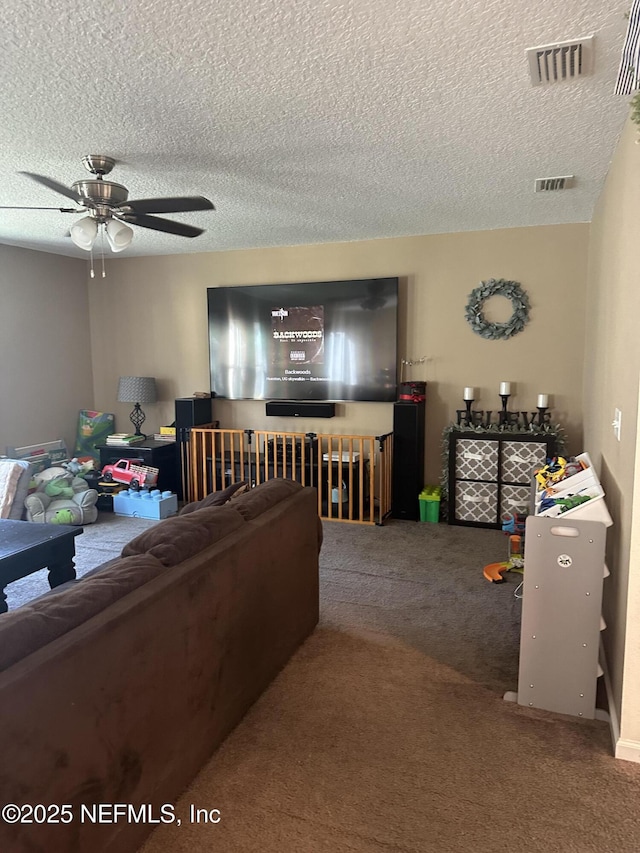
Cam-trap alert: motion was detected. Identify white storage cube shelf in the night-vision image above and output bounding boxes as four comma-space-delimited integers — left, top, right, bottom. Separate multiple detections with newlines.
535, 452, 612, 527
548, 467, 599, 495
506, 450, 612, 720
535, 451, 596, 494
513, 515, 608, 719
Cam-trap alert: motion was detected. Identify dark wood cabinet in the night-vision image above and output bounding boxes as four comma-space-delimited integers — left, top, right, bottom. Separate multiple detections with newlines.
97, 440, 178, 495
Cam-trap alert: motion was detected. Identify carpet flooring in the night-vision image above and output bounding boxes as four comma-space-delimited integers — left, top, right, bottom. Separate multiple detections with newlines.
129, 517, 640, 853
7, 513, 640, 851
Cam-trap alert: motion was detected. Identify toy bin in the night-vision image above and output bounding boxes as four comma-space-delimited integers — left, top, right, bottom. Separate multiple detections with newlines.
419, 486, 441, 523
113, 489, 178, 519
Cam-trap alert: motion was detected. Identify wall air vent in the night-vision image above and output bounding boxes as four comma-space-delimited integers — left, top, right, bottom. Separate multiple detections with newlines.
534, 176, 575, 192
526, 36, 594, 86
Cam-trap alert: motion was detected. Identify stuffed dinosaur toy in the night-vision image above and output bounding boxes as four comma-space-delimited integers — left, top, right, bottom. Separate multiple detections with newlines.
44, 476, 75, 500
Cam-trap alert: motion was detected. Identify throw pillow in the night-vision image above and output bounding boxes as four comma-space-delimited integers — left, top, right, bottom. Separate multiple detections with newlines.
123, 505, 245, 567
231, 478, 302, 521
179, 480, 248, 515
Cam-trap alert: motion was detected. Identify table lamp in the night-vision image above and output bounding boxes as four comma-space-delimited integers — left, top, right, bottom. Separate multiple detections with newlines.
117, 376, 157, 437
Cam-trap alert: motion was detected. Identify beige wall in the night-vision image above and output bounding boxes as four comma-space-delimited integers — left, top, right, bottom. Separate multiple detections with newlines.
0, 246, 92, 455
586, 117, 640, 747
90, 224, 589, 484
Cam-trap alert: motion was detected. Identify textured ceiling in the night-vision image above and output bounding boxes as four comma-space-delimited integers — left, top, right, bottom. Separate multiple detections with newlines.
0, 0, 632, 258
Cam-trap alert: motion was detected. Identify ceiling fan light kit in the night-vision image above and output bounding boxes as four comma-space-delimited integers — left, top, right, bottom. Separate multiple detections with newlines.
69, 216, 98, 250
105, 219, 134, 252
7, 154, 214, 264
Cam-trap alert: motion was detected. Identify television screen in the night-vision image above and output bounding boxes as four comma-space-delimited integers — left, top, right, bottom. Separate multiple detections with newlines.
207, 278, 398, 402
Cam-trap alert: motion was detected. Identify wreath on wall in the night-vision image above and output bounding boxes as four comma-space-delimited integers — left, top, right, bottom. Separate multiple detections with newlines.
464, 278, 530, 340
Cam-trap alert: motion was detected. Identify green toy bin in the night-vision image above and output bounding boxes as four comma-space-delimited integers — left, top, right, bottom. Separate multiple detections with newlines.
419, 485, 441, 522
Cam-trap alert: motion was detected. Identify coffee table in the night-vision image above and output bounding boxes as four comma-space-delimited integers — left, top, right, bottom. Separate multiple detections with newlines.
0, 519, 82, 613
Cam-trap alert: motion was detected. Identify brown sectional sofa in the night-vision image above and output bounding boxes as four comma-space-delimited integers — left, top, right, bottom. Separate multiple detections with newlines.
0, 478, 321, 853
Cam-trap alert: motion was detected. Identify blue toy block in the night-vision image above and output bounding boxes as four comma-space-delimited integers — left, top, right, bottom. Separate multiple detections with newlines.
112, 489, 178, 519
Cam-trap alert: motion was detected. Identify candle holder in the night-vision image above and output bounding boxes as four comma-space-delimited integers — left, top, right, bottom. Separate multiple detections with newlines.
499, 394, 510, 426
464, 397, 474, 426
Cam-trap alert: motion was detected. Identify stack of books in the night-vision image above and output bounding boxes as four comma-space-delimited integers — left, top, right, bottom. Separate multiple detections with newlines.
152, 425, 176, 442
105, 433, 145, 446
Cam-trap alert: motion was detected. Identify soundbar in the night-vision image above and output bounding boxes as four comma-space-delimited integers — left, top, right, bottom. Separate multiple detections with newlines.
266, 401, 336, 418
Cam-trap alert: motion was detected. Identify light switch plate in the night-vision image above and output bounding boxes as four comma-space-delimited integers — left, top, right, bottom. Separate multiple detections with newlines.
613, 408, 622, 441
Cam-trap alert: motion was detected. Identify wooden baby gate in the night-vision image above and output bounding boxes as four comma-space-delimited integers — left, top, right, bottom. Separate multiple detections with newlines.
187, 427, 393, 525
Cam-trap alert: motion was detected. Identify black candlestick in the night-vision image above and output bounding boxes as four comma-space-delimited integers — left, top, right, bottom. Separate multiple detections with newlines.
537, 406, 548, 427
464, 398, 473, 426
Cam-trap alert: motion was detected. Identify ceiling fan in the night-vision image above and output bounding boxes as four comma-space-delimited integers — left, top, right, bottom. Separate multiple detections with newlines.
0, 154, 215, 254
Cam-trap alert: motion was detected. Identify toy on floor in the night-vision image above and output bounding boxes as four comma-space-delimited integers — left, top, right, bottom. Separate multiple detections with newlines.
62, 457, 95, 477
24, 466, 99, 525
500, 511, 526, 536
483, 512, 526, 584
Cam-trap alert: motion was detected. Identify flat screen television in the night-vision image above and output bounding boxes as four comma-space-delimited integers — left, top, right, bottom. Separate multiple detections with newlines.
207, 277, 398, 402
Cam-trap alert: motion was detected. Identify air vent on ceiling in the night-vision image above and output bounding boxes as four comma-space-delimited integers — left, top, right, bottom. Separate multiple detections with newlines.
534, 176, 575, 193
526, 35, 594, 86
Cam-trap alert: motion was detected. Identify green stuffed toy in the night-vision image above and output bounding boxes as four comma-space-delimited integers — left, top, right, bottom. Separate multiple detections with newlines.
44, 476, 75, 499
51, 508, 75, 525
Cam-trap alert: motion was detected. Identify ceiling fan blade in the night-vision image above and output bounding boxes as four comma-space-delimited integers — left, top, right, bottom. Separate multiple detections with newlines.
116, 212, 205, 238
19, 172, 85, 205
0, 205, 82, 212
121, 196, 215, 215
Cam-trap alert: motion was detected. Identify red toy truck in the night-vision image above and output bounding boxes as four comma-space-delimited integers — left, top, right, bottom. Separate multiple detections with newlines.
101, 458, 159, 490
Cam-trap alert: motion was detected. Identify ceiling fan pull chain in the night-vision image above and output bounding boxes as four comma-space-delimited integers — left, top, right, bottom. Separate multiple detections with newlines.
100, 224, 106, 278
89, 244, 95, 279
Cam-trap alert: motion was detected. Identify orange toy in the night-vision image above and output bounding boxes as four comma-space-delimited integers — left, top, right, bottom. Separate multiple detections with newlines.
483, 535, 524, 583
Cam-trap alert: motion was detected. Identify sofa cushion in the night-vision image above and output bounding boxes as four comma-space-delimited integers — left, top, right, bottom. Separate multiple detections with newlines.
122, 504, 246, 567
231, 478, 303, 521
179, 480, 248, 515
0, 553, 166, 672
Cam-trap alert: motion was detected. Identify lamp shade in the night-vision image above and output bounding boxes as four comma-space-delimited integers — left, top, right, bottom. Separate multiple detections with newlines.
117, 376, 157, 404
70, 216, 98, 251
106, 219, 134, 252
